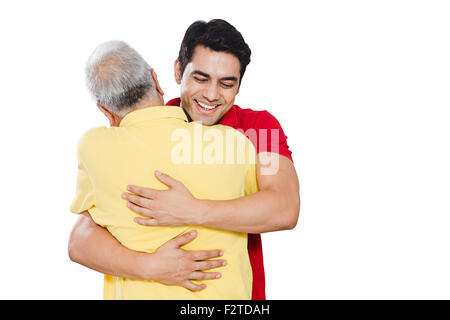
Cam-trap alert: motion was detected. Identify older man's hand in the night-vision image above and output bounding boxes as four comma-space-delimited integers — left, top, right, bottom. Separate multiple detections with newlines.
122, 171, 205, 227
147, 230, 226, 291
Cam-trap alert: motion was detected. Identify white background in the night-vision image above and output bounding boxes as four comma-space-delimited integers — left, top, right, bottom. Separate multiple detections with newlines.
0, 0, 449, 299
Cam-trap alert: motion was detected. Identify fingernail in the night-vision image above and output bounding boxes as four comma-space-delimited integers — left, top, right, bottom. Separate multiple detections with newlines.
155, 170, 161, 177
219, 251, 223, 256
122, 193, 127, 199
127, 186, 131, 191
190, 230, 197, 236
216, 274, 221, 279
222, 261, 227, 266
127, 202, 131, 208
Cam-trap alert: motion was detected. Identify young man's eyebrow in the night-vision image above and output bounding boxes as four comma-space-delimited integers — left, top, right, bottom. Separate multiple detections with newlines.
192, 70, 210, 78
220, 76, 238, 82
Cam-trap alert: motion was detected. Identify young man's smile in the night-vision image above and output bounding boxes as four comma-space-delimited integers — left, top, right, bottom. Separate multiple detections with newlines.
193, 98, 222, 113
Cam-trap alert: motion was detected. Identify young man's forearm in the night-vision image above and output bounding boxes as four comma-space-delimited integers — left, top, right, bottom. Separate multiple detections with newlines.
200, 191, 297, 233
198, 155, 300, 233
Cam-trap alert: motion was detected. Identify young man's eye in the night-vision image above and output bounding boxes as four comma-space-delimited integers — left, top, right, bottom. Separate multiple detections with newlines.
221, 82, 234, 88
194, 77, 207, 82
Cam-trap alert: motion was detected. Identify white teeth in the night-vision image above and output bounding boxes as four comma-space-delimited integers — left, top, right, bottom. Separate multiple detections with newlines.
197, 100, 218, 110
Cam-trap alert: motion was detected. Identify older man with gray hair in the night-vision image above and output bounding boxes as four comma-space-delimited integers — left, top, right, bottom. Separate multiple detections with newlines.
85, 40, 162, 120
69, 40, 258, 299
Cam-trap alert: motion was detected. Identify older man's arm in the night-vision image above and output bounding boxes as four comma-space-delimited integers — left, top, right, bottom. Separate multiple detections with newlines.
127, 154, 300, 233
68, 211, 226, 291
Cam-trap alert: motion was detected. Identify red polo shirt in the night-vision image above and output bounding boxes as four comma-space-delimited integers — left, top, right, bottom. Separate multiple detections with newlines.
167, 98, 293, 300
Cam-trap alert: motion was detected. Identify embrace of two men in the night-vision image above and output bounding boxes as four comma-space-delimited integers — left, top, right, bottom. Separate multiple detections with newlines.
69, 19, 300, 300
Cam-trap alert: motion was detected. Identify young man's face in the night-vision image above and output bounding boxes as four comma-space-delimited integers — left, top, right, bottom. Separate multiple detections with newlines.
177, 45, 241, 126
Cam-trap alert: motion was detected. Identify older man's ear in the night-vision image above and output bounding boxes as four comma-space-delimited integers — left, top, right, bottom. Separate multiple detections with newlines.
97, 104, 122, 127
150, 68, 164, 98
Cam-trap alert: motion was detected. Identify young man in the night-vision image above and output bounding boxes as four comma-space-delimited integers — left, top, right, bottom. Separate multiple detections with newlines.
71, 40, 257, 299
69, 19, 300, 300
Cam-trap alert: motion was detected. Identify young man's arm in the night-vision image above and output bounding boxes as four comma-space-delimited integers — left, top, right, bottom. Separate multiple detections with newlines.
127, 154, 300, 233
68, 211, 226, 291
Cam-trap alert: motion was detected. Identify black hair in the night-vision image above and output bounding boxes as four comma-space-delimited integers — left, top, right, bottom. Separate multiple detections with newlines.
177, 19, 251, 84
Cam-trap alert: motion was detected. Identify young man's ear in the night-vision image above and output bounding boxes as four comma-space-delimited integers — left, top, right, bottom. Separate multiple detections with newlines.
150, 68, 164, 96
97, 104, 120, 127
174, 59, 182, 85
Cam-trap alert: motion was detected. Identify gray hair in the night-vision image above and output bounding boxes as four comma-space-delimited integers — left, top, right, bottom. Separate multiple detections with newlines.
85, 40, 154, 117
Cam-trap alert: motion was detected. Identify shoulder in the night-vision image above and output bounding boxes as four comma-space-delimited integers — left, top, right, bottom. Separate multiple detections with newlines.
77, 126, 109, 157
225, 105, 293, 160
203, 123, 252, 144
211, 124, 257, 162
211, 123, 256, 144
225, 105, 285, 131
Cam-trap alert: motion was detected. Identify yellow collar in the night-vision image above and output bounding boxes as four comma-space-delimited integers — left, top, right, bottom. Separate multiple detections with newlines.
120, 106, 187, 127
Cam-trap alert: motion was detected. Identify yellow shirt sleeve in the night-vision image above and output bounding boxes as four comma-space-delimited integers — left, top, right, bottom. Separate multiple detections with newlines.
70, 159, 95, 214
70, 129, 98, 214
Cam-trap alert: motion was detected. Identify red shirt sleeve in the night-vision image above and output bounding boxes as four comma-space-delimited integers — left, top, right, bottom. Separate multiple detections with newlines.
253, 110, 293, 162
228, 107, 293, 162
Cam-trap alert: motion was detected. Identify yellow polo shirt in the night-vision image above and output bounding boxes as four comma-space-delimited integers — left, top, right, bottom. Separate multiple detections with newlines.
70, 106, 257, 300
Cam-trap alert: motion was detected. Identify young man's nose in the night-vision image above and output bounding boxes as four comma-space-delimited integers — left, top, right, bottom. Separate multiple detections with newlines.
202, 83, 220, 102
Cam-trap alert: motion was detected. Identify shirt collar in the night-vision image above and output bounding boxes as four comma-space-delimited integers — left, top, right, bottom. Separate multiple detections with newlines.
120, 106, 188, 127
